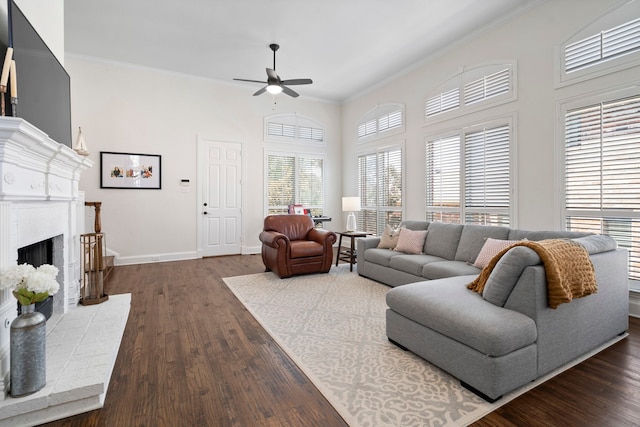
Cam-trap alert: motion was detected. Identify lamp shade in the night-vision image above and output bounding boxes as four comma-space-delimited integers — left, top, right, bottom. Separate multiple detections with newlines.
342, 196, 361, 212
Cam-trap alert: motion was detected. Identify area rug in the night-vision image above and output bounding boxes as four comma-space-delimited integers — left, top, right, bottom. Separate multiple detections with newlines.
223, 266, 626, 427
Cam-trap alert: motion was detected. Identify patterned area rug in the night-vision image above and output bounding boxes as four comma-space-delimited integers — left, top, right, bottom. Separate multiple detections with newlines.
223, 265, 625, 427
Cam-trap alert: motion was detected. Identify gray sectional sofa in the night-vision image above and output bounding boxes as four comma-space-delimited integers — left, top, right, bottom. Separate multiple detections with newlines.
356, 221, 630, 401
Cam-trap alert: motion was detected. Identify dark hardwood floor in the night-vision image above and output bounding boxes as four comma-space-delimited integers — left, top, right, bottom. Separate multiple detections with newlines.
42, 255, 640, 427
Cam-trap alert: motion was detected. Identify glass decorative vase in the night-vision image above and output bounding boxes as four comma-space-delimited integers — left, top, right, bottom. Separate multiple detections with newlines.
10, 303, 46, 397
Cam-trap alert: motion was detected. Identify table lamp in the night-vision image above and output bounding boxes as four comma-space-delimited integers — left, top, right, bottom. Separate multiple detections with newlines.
342, 196, 361, 232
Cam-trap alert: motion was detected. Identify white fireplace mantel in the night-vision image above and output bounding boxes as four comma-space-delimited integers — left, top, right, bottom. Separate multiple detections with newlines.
0, 117, 93, 202
0, 117, 93, 401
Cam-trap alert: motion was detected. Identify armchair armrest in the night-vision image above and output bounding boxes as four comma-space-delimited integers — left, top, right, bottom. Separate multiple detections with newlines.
307, 228, 337, 246
259, 230, 290, 248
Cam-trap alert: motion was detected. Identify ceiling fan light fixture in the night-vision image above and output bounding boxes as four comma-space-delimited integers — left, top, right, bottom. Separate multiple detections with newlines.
266, 84, 283, 95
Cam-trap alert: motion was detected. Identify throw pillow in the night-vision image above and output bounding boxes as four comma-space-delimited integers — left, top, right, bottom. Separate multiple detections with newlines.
394, 228, 428, 254
473, 238, 521, 268
377, 224, 401, 249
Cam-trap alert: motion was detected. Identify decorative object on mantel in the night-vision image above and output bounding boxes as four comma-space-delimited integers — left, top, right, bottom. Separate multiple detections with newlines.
80, 202, 109, 305
73, 126, 89, 156
0, 47, 13, 116
0, 263, 60, 397
10, 59, 17, 117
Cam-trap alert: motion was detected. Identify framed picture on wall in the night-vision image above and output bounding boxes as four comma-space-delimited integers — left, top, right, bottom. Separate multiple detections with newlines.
100, 151, 162, 189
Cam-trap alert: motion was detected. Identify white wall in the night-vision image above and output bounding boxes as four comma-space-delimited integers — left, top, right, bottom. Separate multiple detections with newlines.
341, 0, 639, 231
67, 58, 342, 263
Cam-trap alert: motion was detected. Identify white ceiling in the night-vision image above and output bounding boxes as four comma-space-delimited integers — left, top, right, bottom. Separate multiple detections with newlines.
64, 0, 537, 103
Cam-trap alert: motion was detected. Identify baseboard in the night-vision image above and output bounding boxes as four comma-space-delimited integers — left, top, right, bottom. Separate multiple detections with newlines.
115, 251, 199, 266
242, 245, 261, 255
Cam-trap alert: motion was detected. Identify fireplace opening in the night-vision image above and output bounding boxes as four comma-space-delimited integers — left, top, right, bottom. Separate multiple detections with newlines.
16, 236, 62, 320
18, 239, 53, 266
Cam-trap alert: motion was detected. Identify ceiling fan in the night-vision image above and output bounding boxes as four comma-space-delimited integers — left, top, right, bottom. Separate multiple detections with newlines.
233, 44, 312, 98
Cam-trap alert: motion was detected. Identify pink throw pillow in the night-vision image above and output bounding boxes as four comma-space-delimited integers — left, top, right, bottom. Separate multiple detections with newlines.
473, 238, 520, 268
394, 228, 428, 254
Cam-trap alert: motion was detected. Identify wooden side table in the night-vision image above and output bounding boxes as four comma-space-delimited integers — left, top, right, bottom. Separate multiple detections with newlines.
335, 231, 372, 272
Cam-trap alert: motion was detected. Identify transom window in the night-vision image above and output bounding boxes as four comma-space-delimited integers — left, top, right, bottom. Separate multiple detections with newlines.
565, 17, 640, 73
357, 104, 405, 141
563, 93, 640, 285
265, 114, 324, 144
557, 1, 640, 87
426, 121, 512, 226
425, 63, 515, 120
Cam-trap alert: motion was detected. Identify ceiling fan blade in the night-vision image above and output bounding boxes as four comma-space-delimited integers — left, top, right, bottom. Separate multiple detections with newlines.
234, 78, 267, 84
281, 78, 312, 86
266, 68, 278, 80
253, 86, 267, 96
281, 86, 299, 98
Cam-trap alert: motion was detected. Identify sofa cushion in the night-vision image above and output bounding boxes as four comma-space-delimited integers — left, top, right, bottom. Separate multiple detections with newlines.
395, 228, 428, 254
473, 238, 521, 268
482, 246, 542, 306
364, 248, 397, 267
378, 224, 401, 249
386, 276, 537, 357
390, 254, 446, 277
424, 222, 464, 259
454, 224, 511, 263
400, 220, 430, 231
508, 229, 590, 241
572, 235, 617, 254
422, 260, 481, 280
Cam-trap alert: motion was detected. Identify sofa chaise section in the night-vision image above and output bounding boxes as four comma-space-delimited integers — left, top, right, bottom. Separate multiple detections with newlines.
356, 221, 629, 401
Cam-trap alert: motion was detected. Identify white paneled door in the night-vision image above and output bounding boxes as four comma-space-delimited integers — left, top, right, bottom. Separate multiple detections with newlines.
198, 138, 242, 257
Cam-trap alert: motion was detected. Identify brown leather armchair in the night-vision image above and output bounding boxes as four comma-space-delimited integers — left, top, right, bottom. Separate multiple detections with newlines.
259, 214, 337, 278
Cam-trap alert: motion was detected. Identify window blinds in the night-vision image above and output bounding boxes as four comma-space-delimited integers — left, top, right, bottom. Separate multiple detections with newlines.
565, 17, 640, 72
565, 95, 640, 280
358, 148, 403, 235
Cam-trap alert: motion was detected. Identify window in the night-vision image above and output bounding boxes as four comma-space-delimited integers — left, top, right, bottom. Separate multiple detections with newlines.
463, 68, 510, 105
357, 104, 405, 141
557, 1, 640, 86
425, 88, 460, 117
565, 18, 640, 73
426, 122, 512, 226
425, 62, 515, 120
265, 114, 324, 144
266, 152, 324, 216
357, 146, 403, 235
464, 125, 511, 225
564, 94, 640, 284
425, 135, 461, 223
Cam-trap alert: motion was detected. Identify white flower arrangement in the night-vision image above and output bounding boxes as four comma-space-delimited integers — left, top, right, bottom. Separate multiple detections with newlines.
0, 263, 59, 306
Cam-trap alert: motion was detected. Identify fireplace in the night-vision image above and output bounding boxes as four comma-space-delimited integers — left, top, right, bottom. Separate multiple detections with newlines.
0, 117, 93, 399
15, 235, 64, 320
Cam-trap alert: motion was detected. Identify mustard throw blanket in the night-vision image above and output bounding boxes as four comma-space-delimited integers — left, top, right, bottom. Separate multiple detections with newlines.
467, 239, 597, 309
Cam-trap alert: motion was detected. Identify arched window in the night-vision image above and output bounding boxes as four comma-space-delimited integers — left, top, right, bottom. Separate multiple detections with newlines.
356, 103, 405, 141
556, 0, 640, 87
424, 62, 516, 122
264, 114, 325, 145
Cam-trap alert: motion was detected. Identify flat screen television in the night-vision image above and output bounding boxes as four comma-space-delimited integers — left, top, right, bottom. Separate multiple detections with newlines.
1, 1, 72, 148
